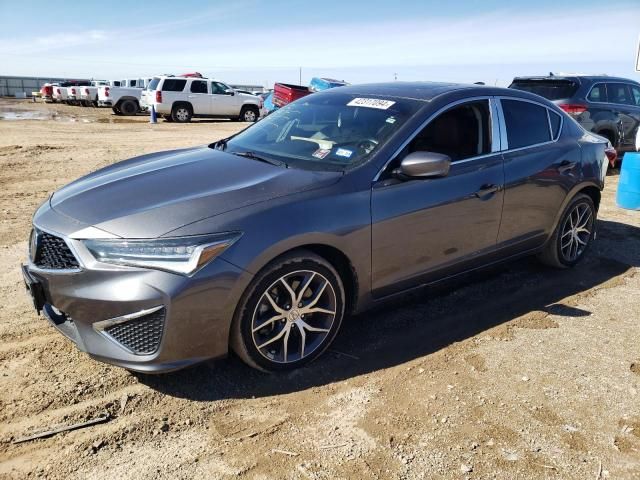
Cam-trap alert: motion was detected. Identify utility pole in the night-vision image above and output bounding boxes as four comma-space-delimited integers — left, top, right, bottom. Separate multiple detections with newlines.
299, 67, 302, 85
394, 72, 398, 81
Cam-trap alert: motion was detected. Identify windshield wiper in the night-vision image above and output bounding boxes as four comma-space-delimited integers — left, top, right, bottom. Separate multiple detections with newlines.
231, 151, 287, 167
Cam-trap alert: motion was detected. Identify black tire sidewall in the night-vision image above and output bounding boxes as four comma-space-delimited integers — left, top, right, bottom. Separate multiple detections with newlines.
554, 195, 596, 267
234, 255, 345, 372
120, 100, 137, 116
240, 106, 258, 122
172, 104, 192, 123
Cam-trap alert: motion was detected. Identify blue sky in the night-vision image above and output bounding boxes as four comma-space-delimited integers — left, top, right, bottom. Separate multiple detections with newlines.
0, 0, 639, 87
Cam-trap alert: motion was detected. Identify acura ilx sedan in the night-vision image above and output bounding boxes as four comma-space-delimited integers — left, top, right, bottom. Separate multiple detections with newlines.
22, 82, 609, 373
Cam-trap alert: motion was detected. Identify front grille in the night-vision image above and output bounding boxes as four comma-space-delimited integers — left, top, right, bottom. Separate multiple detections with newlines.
34, 231, 80, 270
104, 308, 165, 355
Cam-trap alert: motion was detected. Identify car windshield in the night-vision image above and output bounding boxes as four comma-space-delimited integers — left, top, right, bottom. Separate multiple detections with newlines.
223, 93, 421, 171
509, 79, 579, 100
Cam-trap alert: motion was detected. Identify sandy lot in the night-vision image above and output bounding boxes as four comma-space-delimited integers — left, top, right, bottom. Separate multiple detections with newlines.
0, 98, 639, 480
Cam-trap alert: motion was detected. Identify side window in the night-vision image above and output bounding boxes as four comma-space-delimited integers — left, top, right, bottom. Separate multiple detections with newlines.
162, 79, 187, 92
548, 110, 562, 140
210, 82, 225, 94
190, 80, 207, 94
408, 100, 491, 161
587, 84, 606, 102
501, 99, 551, 149
629, 85, 640, 106
606, 83, 632, 105
130, 80, 137, 87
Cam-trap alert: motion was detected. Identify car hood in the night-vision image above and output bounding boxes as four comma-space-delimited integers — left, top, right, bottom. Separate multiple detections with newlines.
51, 146, 342, 238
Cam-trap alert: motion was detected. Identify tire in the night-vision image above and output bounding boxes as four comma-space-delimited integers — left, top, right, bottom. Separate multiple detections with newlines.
238, 105, 259, 122
171, 103, 192, 123
119, 99, 138, 116
231, 251, 345, 372
538, 193, 596, 268
80, 101, 89, 107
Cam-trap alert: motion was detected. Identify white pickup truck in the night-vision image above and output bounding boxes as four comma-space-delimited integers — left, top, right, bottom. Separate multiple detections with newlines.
97, 78, 148, 115
140, 75, 263, 122
79, 80, 109, 107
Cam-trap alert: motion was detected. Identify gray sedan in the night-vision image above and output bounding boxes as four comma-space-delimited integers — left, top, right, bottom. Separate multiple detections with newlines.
22, 82, 610, 372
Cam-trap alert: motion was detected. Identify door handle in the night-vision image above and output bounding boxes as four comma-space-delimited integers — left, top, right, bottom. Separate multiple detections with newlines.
557, 160, 577, 173
474, 184, 499, 199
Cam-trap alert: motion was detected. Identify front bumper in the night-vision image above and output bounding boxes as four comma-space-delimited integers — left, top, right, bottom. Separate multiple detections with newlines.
24, 210, 252, 373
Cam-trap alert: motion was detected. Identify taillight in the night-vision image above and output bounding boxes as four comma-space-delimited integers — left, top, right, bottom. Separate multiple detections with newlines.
84, 88, 89, 94
605, 146, 617, 168
559, 104, 587, 115
71, 88, 76, 94
56, 88, 61, 94
155, 90, 162, 103
104, 87, 109, 98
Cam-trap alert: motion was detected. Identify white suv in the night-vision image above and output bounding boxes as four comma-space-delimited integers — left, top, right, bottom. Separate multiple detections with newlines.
141, 76, 263, 122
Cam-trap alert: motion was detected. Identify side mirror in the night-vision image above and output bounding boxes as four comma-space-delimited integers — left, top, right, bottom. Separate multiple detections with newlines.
225, 89, 235, 96
397, 151, 451, 178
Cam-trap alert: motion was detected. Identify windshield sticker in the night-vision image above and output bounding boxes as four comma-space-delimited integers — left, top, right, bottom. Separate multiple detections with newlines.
312, 148, 331, 159
347, 98, 396, 110
335, 148, 353, 158
386, 116, 397, 124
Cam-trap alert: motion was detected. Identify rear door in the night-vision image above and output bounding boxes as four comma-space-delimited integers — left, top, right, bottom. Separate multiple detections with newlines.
187, 80, 209, 115
606, 83, 640, 151
371, 98, 504, 297
497, 97, 578, 252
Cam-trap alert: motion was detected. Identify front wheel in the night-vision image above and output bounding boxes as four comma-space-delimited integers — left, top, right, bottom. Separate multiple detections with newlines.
238, 106, 259, 122
538, 193, 596, 268
231, 251, 345, 371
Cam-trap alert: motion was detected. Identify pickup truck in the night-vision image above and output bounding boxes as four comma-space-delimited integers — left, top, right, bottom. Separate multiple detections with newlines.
140, 75, 263, 122
79, 80, 109, 107
98, 81, 145, 115
40, 83, 58, 103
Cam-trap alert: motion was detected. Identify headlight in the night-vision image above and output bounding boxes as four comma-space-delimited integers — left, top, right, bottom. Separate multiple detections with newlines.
83, 233, 241, 276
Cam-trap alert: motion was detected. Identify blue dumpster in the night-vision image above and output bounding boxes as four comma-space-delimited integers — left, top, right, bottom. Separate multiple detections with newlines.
617, 152, 640, 210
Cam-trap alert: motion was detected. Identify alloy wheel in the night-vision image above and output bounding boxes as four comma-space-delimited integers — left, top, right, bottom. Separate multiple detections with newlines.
243, 110, 257, 122
176, 108, 189, 121
560, 202, 593, 262
251, 270, 336, 364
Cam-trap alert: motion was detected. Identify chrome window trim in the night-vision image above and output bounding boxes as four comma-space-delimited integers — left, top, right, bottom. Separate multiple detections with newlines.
547, 109, 563, 141
373, 96, 497, 181
496, 96, 563, 153
27, 224, 84, 274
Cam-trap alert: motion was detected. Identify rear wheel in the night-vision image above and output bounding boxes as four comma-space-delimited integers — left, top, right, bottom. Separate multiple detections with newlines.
538, 193, 596, 268
171, 104, 192, 123
231, 251, 345, 372
119, 99, 138, 116
238, 105, 259, 122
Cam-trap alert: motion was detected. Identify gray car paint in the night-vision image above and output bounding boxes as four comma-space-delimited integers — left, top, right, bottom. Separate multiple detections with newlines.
24, 82, 608, 372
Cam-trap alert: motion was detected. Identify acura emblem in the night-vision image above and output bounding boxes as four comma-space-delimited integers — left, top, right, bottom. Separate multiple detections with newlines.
29, 229, 39, 263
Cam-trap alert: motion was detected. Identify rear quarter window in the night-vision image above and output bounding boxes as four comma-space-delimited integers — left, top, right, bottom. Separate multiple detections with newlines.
161, 79, 187, 92
502, 99, 552, 149
549, 110, 562, 140
509, 80, 578, 101
147, 77, 160, 90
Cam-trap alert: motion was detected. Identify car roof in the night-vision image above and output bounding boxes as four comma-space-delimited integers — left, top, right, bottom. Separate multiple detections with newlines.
512, 75, 640, 85
319, 81, 542, 103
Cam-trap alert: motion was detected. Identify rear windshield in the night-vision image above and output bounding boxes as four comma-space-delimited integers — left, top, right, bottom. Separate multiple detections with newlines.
147, 77, 160, 90
509, 79, 579, 100
161, 79, 187, 92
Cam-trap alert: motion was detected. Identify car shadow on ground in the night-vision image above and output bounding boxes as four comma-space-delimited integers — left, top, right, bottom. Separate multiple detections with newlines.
137, 220, 639, 401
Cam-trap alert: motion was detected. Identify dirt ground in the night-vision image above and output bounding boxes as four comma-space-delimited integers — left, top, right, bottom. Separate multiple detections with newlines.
0, 98, 639, 480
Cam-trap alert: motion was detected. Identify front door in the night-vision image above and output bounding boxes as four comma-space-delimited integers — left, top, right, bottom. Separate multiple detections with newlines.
371, 98, 504, 298
210, 81, 240, 116
188, 80, 209, 115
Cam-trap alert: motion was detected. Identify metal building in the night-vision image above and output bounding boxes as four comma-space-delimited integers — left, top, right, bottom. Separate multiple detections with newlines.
0, 75, 90, 97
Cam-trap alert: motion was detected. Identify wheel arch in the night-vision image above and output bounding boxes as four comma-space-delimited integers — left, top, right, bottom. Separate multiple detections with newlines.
546, 181, 602, 244
171, 100, 193, 112
240, 242, 360, 316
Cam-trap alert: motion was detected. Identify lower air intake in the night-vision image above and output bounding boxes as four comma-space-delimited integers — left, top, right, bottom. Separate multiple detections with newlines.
104, 308, 165, 355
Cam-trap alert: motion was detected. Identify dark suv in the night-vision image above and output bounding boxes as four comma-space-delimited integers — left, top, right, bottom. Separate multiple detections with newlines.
509, 75, 640, 160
